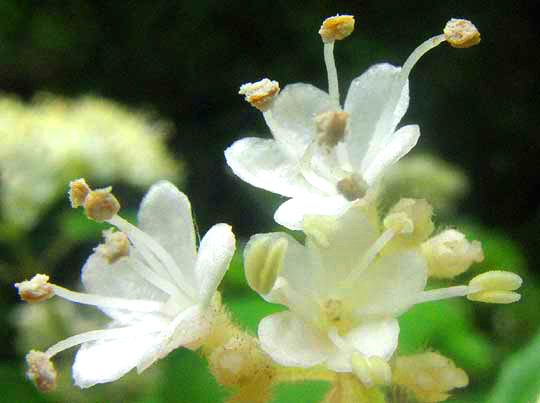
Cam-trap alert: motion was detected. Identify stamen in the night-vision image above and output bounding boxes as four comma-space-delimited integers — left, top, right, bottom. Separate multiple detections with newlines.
239, 78, 280, 112
50, 284, 165, 313
323, 42, 340, 107
26, 350, 57, 392
401, 34, 446, 79
15, 274, 55, 303
109, 215, 196, 300
345, 227, 398, 284
415, 285, 469, 304
244, 236, 288, 295
45, 326, 161, 358
128, 258, 183, 297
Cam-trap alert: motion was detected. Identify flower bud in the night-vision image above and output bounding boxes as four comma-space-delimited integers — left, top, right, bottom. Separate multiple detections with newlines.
319, 15, 355, 43
351, 353, 391, 387
26, 350, 57, 392
68, 178, 91, 208
421, 229, 484, 279
444, 18, 481, 48
467, 270, 522, 304
239, 78, 280, 112
244, 235, 288, 295
83, 187, 120, 222
15, 274, 55, 303
94, 228, 130, 263
394, 352, 468, 402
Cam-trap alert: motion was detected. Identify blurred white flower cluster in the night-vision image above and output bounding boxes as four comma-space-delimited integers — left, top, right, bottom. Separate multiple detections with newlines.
0, 93, 182, 229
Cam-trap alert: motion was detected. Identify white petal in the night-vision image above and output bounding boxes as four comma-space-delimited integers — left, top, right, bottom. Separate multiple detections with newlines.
362, 124, 420, 184
344, 63, 409, 173
258, 311, 333, 368
264, 83, 336, 159
137, 181, 198, 288
225, 137, 320, 198
137, 305, 210, 373
324, 319, 399, 372
72, 330, 161, 388
81, 253, 170, 322
195, 223, 236, 306
349, 251, 428, 318
305, 203, 379, 294
274, 195, 350, 230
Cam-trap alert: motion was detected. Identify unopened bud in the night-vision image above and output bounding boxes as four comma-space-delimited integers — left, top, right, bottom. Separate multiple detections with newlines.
94, 228, 130, 263
244, 235, 288, 295
444, 18, 481, 48
15, 274, 54, 303
467, 270, 522, 304
83, 187, 120, 222
319, 15, 355, 43
316, 111, 349, 148
26, 350, 57, 392
421, 229, 484, 279
68, 178, 91, 208
351, 353, 391, 387
386, 198, 434, 246
239, 78, 280, 112
383, 212, 414, 234
336, 175, 368, 201
394, 352, 468, 403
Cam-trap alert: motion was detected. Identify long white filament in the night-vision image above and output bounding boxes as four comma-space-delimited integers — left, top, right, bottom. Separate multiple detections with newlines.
128, 258, 182, 297
51, 285, 164, 313
45, 326, 160, 358
401, 34, 446, 79
415, 285, 471, 304
323, 42, 340, 107
109, 215, 195, 300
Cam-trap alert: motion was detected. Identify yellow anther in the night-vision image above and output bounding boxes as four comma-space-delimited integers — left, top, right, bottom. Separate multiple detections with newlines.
351, 353, 391, 387
467, 270, 522, 304
94, 228, 130, 263
83, 186, 120, 222
319, 15, 355, 43
386, 198, 434, 244
444, 18, 481, 48
15, 274, 55, 303
68, 178, 91, 208
315, 111, 349, 148
239, 78, 280, 112
26, 350, 57, 392
244, 235, 288, 295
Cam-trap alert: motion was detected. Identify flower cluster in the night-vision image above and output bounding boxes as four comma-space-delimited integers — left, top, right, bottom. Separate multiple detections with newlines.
0, 93, 182, 229
15, 14, 522, 403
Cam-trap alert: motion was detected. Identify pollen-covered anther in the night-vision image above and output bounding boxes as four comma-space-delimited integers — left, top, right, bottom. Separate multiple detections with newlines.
83, 186, 120, 222
467, 270, 522, 304
444, 18, 481, 48
15, 274, 55, 303
319, 15, 355, 43
394, 352, 468, 402
351, 353, 391, 387
244, 235, 288, 295
421, 229, 484, 279
94, 228, 130, 263
239, 78, 280, 112
336, 175, 368, 201
26, 350, 57, 392
68, 178, 91, 208
316, 111, 349, 148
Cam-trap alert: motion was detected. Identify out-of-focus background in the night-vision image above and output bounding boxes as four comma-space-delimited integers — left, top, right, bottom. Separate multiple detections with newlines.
1, 1, 539, 402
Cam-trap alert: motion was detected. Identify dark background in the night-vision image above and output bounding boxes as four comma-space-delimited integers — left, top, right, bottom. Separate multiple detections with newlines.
1, 1, 539, 402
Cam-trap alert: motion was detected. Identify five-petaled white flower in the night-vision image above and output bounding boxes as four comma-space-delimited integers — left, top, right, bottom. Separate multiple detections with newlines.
244, 201, 516, 382
226, 21, 467, 230
18, 181, 235, 388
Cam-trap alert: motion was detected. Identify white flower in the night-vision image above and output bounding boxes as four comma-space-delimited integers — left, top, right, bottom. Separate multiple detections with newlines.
243, 202, 519, 382
18, 181, 235, 388
226, 22, 468, 230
